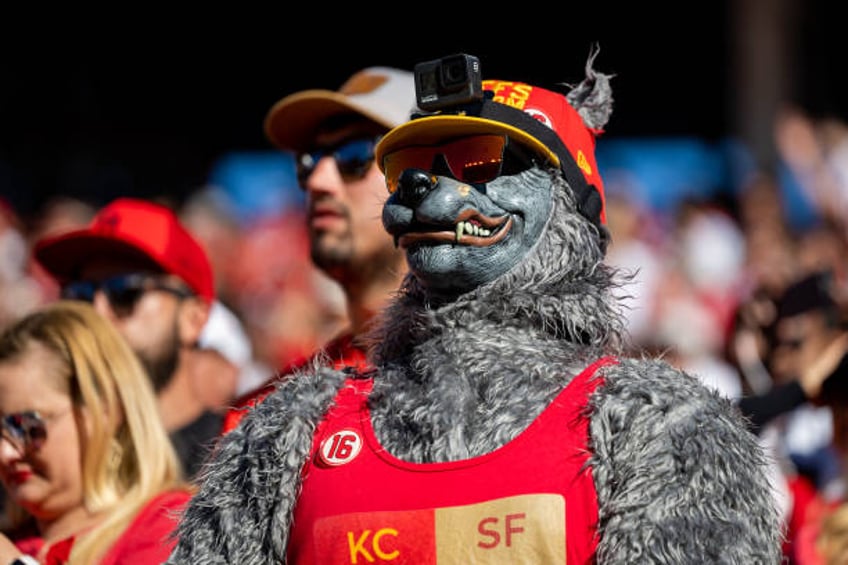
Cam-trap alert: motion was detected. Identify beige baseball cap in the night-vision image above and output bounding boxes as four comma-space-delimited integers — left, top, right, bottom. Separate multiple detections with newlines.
264, 66, 418, 153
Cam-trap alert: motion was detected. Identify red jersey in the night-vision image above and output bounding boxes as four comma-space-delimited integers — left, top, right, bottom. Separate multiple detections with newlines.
14, 488, 190, 564
221, 333, 369, 434
287, 357, 615, 564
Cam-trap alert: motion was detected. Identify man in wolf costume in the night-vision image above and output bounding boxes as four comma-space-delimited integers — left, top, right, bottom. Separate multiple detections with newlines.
167, 52, 782, 564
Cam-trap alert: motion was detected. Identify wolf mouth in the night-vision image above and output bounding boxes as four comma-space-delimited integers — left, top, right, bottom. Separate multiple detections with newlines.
396, 210, 512, 248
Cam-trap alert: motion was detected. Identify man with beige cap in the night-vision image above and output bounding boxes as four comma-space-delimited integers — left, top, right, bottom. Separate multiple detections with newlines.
221, 67, 417, 432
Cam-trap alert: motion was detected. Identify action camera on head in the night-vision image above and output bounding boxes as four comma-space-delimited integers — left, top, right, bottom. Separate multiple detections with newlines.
414, 53, 483, 112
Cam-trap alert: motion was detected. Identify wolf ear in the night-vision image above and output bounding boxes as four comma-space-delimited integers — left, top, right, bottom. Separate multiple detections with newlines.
564, 44, 614, 131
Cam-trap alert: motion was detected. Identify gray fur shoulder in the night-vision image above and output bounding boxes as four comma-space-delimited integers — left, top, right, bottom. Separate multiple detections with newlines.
588, 357, 782, 563
166, 364, 349, 565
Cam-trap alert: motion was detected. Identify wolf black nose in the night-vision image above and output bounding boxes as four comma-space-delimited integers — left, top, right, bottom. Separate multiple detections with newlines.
396, 169, 436, 208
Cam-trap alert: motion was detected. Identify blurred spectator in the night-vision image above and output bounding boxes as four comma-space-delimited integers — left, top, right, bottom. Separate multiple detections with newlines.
794, 352, 848, 564
604, 191, 667, 347
796, 217, 848, 298
0, 200, 44, 330
196, 299, 269, 401
20, 196, 97, 311
178, 187, 244, 307
655, 197, 748, 398
769, 272, 845, 494
734, 270, 848, 562
31, 197, 225, 481
809, 345, 848, 563
219, 206, 346, 375
735, 273, 848, 435
0, 300, 191, 564
221, 66, 416, 433
180, 185, 337, 393
774, 106, 848, 228
26, 196, 97, 243
731, 171, 802, 394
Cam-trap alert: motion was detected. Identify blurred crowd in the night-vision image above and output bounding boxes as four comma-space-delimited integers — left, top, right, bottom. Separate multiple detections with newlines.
1, 96, 848, 562
0, 186, 348, 399
605, 104, 848, 563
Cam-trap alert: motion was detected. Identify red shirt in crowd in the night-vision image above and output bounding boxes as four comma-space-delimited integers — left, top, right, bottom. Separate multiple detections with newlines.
14, 488, 191, 564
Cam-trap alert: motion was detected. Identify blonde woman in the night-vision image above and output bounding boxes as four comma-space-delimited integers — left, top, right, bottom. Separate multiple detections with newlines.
0, 300, 193, 564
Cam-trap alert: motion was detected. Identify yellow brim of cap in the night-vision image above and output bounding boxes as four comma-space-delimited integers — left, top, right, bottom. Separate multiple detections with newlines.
375, 115, 561, 172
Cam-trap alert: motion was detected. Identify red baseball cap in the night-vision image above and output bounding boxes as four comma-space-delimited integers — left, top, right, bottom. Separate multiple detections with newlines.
375, 80, 607, 227
34, 198, 215, 302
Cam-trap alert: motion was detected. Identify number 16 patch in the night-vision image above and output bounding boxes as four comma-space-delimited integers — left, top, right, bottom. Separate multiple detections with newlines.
319, 428, 364, 466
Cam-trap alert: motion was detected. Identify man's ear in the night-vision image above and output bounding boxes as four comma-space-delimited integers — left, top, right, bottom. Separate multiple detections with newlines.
178, 298, 212, 347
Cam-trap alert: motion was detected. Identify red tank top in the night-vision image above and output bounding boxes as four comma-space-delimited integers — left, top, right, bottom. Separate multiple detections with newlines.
287, 357, 615, 564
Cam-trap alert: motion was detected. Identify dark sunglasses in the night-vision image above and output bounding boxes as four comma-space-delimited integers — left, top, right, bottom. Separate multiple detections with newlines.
296, 136, 380, 187
1, 411, 48, 452
61, 273, 194, 317
381, 134, 538, 194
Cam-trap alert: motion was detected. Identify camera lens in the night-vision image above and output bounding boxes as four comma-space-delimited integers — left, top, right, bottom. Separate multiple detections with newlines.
441, 59, 468, 87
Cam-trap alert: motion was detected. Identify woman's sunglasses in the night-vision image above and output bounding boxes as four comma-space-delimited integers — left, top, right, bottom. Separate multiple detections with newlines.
380, 134, 538, 194
61, 273, 194, 318
296, 136, 380, 187
1, 411, 48, 452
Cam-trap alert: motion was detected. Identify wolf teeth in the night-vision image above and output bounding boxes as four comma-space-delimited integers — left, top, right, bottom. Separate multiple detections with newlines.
455, 221, 493, 242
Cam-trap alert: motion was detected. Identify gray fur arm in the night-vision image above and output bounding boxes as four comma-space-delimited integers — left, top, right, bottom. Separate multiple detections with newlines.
589, 358, 782, 564
166, 366, 348, 565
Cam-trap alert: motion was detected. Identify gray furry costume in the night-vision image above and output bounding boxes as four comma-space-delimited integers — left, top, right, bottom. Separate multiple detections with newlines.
168, 52, 782, 564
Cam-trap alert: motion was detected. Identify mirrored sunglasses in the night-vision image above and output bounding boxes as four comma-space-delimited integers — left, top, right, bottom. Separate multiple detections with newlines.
296, 136, 379, 187
61, 273, 194, 317
381, 134, 538, 194
1, 411, 47, 452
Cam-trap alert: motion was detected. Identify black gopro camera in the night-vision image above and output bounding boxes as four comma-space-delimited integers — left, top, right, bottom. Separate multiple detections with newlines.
414, 53, 483, 112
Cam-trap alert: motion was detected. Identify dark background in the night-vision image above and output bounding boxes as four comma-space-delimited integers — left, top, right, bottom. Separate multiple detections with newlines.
1, 2, 845, 221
